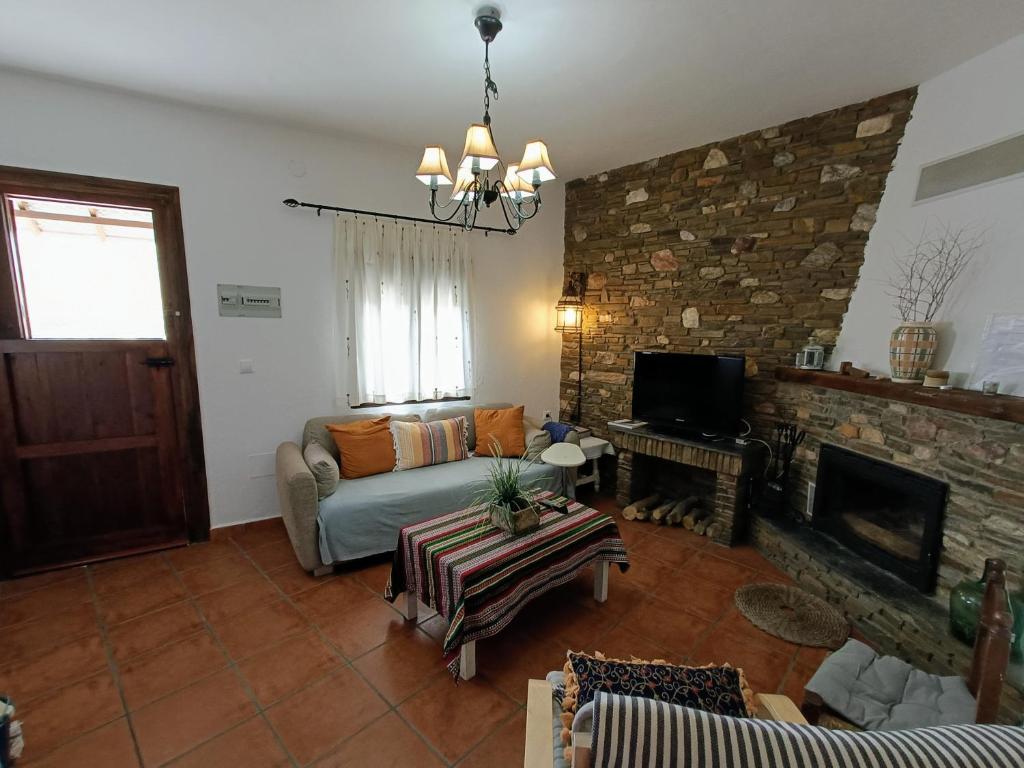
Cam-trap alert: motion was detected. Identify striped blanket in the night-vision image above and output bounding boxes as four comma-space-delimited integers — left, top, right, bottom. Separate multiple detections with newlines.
385, 492, 629, 678
590, 692, 1024, 768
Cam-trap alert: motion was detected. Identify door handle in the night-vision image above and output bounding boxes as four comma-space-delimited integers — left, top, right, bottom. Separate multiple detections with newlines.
142, 356, 176, 368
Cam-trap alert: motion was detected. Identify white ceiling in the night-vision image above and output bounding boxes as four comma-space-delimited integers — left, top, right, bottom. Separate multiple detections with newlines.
2, 1, 1023, 179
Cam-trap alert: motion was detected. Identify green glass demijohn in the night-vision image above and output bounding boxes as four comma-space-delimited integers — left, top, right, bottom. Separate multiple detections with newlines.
949, 558, 1022, 662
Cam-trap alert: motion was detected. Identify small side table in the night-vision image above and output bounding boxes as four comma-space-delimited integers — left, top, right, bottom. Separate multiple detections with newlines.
577, 436, 615, 492
540, 443, 586, 498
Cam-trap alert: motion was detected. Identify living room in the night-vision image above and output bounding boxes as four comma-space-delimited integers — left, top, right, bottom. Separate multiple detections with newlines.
1, 2, 1022, 766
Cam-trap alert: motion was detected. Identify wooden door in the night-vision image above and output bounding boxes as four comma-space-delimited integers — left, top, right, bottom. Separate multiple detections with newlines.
0, 167, 208, 576
0, 341, 186, 571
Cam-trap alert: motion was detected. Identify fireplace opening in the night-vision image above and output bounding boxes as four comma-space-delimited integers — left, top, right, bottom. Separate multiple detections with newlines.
812, 444, 948, 594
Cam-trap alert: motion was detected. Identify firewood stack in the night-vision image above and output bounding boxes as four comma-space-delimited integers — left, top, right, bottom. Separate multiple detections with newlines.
621, 494, 720, 538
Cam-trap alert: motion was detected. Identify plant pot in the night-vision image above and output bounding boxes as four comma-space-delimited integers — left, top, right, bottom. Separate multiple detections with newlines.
489, 501, 540, 534
889, 322, 937, 383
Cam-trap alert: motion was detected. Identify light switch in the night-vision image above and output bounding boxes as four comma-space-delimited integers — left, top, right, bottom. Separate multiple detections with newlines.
239, 359, 254, 374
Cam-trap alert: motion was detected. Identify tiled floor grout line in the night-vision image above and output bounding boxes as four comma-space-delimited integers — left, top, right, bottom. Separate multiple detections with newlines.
161, 537, 304, 768
85, 561, 149, 768
6, 510, 818, 765
229, 537, 457, 767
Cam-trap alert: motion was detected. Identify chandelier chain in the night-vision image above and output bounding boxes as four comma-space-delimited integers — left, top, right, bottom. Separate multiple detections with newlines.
482, 41, 498, 125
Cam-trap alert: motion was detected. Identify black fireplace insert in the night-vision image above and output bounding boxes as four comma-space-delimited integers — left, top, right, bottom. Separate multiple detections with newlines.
812, 444, 948, 593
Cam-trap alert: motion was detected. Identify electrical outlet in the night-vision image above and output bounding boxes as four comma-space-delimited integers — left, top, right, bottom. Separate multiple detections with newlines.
543, 410, 553, 422
806, 480, 816, 518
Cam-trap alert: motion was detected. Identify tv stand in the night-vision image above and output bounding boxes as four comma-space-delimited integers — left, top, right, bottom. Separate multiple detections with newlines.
607, 422, 757, 546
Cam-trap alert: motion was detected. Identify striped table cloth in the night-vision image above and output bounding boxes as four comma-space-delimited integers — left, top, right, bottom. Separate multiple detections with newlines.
385, 492, 630, 678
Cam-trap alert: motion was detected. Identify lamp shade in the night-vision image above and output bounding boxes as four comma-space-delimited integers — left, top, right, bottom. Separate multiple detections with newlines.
459, 124, 500, 172
415, 146, 453, 187
517, 140, 556, 185
451, 167, 479, 202
555, 296, 583, 333
500, 164, 535, 201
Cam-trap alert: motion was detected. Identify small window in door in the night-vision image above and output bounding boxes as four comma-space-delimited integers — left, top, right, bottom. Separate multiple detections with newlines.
7, 196, 166, 339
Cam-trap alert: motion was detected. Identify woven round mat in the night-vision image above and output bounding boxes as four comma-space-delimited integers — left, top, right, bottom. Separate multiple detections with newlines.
734, 583, 849, 649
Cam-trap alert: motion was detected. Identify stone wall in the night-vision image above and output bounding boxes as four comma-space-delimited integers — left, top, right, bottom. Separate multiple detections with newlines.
773, 381, 1024, 595
559, 88, 916, 438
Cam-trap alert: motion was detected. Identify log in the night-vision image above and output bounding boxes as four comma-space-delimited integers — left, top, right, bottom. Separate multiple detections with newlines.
688, 505, 712, 528
622, 494, 659, 521
650, 502, 676, 524
705, 523, 722, 539
665, 500, 687, 526
685, 506, 712, 531
694, 519, 710, 535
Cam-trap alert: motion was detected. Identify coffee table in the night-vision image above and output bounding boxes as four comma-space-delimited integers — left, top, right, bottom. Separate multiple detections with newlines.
384, 491, 630, 680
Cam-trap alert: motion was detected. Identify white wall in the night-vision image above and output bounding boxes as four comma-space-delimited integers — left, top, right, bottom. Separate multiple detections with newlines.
834, 34, 1024, 393
0, 69, 564, 527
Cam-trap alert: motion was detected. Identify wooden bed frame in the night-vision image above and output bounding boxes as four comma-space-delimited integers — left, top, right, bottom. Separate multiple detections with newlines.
524, 680, 808, 768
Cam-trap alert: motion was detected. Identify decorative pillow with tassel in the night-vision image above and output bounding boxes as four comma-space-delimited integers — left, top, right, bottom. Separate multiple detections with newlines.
558, 650, 755, 755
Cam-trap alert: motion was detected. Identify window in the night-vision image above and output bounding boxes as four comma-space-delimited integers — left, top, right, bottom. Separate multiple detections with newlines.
333, 216, 473, 407
7, 197, 165, 339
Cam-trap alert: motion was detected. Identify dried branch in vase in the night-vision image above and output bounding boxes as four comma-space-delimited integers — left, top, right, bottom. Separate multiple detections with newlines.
885, 222, 985, 323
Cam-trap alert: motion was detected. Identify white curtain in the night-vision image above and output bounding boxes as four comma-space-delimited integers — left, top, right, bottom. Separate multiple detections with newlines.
334, 215, 473, 407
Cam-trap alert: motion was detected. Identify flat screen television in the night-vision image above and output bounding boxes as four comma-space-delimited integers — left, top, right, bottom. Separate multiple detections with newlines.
632, 351, 746, 438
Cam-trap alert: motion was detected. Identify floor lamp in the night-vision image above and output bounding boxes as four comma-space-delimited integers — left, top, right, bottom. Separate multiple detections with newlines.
555, 272, 586, 424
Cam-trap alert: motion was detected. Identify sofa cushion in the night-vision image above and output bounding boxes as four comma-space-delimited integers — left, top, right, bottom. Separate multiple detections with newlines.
303, 441, 339, 499
474, 406, 526, 457
805, 638, 976, 730
561, 650, 752, 721
326, 417, 396, 479
303, 412, 420, 461
317, 456, 566, 564
390, 416, 469, 471
425, 401, 511, 450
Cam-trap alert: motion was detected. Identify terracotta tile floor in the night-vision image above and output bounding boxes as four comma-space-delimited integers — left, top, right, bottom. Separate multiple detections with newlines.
0, 495, 825, 766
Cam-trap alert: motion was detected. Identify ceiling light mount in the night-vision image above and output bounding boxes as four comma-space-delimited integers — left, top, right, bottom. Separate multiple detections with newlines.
474, 7, 503, 44
414, 5, 555, 234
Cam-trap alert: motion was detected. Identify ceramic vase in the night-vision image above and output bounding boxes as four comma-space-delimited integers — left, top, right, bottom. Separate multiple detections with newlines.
889, 322, 937, 383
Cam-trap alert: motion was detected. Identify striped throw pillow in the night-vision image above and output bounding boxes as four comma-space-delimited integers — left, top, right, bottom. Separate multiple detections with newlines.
390, 416, 469, 471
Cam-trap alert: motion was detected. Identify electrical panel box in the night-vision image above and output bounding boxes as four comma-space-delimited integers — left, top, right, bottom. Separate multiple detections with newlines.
218, 284, 282, 318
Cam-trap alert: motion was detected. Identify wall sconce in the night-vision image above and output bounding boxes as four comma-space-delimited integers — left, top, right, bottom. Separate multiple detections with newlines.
555, 272, 587, 424
555, 297, 583, 333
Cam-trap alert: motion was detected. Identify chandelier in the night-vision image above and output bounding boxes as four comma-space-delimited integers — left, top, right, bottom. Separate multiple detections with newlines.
414, 7, 556, 234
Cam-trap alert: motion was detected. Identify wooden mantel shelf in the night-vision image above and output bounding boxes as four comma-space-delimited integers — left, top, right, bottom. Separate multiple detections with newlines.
775, 367, 1024, 426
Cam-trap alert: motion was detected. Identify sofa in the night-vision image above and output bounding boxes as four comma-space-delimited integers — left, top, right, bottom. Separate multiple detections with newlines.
525, 679, 1024, 768
276, 402, 579, 574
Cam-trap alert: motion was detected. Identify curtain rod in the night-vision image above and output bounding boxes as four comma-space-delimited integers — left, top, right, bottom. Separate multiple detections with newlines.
281, 198, 516, 236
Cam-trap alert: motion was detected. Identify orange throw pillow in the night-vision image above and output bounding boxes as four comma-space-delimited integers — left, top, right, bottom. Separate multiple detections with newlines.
474, 406, 526, 457
325, 416, 396, 479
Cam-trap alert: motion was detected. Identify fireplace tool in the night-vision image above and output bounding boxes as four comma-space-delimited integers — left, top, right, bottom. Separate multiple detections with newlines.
760, 422, 806, 522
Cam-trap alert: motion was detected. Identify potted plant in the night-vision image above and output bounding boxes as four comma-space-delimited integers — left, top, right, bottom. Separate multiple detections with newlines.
886, 222, 982, 383
476, 438, 541, 534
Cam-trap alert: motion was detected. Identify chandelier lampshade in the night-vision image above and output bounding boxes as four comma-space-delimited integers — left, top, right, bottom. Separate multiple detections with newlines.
451, 168, 479, 202
414, 7, 552, 234
459, 124, 500, 172
500, 164, 535, 201
415, 146, 454, 188
516, 140, 556, 185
